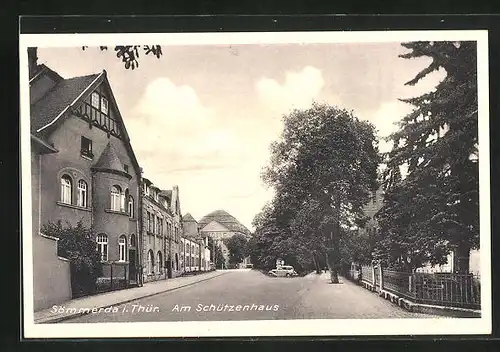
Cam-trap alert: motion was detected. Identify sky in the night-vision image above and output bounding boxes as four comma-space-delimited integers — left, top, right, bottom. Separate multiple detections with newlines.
37, 42, 444, 231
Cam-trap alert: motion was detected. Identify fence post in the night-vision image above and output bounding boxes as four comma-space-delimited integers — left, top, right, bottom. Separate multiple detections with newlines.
371, 265, 376, 289
379, 266, 384, 292
408, 273, 413, 299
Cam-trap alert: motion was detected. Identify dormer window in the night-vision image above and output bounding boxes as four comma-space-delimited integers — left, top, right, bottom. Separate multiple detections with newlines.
101, 97, 108, 115
91, 92, 100, 109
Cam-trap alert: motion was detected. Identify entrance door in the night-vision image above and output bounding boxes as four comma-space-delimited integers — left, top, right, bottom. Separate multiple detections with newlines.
129, 249, 137, 283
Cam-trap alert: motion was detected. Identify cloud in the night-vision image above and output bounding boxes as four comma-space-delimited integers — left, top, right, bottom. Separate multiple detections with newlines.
127, 77, 238, 167
125, 77, 273, 230
256, 66, 325, 115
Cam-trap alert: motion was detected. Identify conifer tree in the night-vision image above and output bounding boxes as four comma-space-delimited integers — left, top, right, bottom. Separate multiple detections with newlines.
376, 41, 479, 273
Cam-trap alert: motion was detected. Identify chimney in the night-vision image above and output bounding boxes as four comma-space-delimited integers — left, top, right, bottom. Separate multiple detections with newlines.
28, 47, 38, 79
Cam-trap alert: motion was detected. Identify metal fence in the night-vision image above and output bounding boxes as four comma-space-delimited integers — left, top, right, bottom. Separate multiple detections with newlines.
95, 263, 129, 294
350, 265, 481, 310
413, 272, 481, 309
382, 270, 416, 300
360, 265, 373, 285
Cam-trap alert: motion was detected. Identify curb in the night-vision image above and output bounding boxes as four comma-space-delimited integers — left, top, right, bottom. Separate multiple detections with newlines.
35, 271, 228, 324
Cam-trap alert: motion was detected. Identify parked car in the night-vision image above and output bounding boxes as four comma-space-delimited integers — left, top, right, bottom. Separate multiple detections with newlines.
268, 265, 298, 277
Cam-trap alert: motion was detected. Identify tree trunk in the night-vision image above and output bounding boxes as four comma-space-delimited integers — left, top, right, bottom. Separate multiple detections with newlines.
313, 251, 321, 274
325, 222, 341, 284
454, 243, 471, 274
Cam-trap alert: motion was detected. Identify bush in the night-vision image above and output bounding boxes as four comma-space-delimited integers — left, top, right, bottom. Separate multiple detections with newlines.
42, 220, 102, 297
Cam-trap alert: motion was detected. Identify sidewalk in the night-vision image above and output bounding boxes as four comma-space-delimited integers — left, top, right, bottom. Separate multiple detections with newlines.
34, 270, 228, 324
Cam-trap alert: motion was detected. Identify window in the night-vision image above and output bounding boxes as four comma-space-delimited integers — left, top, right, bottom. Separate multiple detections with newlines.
80, 136, 93, 158
130, 234, 136, 247
192, 245, 195, 256
159, 219, 163, 236
60, 175, 72, 204
124, 164, 129, 173
128, 196, 134, 218
152, 215, 156, 234
77, 180, 88, 207
122, 189, 127, 212
110, 185, 122, 211
157, 251, 163, 273
97, 234, 108, 261
91, 92, 100, 109
101, 97, 108, 115
147, 250, 154, 274
118, 235, 127, 262
147, 212, 151, 232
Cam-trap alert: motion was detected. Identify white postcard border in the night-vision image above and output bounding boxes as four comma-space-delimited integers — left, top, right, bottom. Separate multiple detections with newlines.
20, 30, 491, 338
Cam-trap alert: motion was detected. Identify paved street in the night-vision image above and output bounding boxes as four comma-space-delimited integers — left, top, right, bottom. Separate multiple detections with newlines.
66, 269, 437, 322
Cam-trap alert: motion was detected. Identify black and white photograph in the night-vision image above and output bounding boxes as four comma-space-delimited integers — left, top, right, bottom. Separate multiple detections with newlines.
20, 30, 491, 338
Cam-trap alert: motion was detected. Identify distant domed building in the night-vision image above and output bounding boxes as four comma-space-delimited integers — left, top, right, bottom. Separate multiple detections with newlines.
198, 210, 252, 269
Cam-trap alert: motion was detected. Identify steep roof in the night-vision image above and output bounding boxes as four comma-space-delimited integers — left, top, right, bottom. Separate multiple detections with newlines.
30, 73, 101, 134
92, 142, 131, 179
183, 213, 196, 222
198, 210, 250, 235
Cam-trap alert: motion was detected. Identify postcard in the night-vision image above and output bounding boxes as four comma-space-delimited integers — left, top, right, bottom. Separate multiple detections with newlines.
20, 29, 491, 338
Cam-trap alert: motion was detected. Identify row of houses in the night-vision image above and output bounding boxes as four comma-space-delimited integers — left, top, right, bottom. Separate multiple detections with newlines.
28, 48, 215, 311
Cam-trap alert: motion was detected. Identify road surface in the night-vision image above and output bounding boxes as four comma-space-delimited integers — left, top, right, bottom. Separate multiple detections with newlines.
67, 269, 437, 322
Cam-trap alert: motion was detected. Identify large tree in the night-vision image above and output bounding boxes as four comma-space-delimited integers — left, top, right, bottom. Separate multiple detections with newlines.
376, 41, 479, 273
225, 234, 249, 265
261, 103, 380, 283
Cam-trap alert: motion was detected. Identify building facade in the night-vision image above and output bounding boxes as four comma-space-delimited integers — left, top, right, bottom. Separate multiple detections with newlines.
30, 56, 142, 309
141, 182, 183, 282
181, 213, 211, 272
198, 210, 252, 268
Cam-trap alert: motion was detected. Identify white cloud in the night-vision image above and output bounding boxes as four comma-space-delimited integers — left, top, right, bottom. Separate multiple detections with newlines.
256, 66, 325, 114
126, 77, 272, 230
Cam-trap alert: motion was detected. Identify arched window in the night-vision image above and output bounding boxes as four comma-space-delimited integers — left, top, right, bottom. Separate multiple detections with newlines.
128, 196, 134, 218
96, 234, 108, 261
60, 175, 72, 204
77, 179, 88, 207
111, 185, 122, 211
147, 250, 154, 274
157, 251, 163, 273
130, 234, 136, 247
118, 235, 127, 262
123, 189, 129, 214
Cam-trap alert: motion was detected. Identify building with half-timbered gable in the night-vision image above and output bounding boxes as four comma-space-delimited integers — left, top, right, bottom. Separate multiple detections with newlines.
29, 49, 142, 309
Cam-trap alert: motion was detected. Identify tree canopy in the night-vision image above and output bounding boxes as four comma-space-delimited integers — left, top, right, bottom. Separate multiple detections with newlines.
375, 41, 479, 273
252, 103, 381, 281
224, 234, 249, 265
